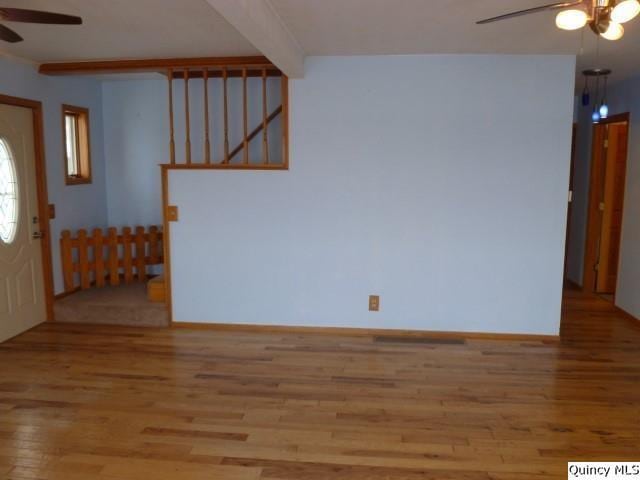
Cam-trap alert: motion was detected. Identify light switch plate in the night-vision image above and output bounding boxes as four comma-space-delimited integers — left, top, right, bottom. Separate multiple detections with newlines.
167, 205, 179, 222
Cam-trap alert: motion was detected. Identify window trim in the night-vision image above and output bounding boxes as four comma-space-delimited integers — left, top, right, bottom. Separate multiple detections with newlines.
62, 104, 92, 185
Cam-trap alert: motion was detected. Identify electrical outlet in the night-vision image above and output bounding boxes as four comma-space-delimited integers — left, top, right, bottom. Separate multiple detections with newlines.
369, 295, 380, 312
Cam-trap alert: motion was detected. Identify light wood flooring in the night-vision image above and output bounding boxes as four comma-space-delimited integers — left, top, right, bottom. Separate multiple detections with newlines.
0, 287, 639, 479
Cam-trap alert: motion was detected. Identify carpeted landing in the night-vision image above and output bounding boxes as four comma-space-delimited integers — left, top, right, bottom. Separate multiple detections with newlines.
54, 283, 169, 327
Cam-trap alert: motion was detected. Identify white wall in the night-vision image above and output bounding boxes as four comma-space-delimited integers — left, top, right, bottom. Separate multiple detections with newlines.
0, 57, 108, 295
169, 55, 575, 335
102, 76, 282, 227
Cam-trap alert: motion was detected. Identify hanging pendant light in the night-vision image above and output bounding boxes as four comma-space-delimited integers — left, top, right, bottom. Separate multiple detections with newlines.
599, 76, 609, 119
592, 74, 601, 123
582, 76, 590, 106
583, 68, 611, 124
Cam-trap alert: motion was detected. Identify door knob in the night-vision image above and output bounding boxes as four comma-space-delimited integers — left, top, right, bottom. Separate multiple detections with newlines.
32, 231, 44, 239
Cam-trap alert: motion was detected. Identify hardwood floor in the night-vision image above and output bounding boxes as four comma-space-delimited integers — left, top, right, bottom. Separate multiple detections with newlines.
1, 288, 639, 479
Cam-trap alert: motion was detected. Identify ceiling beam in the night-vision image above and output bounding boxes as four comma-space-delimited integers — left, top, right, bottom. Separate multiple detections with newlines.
204, 0, 305, 78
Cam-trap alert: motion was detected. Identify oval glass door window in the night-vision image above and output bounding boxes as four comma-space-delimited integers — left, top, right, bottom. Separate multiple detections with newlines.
0, 138, 19, 244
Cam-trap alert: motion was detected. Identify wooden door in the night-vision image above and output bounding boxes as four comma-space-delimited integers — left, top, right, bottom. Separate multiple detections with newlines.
596, 123, 628, 294
0, 103, 46, 342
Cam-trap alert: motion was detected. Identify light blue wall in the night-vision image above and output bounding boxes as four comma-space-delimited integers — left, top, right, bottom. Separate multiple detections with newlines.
0, 57, 107, 294
102, 76, 282, 227
168, 55, 576, 335
570, 74, 640, 318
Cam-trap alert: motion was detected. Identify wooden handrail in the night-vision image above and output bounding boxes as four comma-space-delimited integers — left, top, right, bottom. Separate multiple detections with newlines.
227, 105, 283, 162
39, 56, 277, 76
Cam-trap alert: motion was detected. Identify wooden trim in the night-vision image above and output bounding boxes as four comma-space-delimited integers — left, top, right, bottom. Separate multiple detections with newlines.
242, 68, 249, 165
281, 75, 289, 168
262, 68, 269, 165
170, 68, 282, 79
161, 165, 173, 324
183, 70, 191, 165
614, 304, 640, 329
203, 69, 211, 165
227, 106, 283, 162
0, 93, 54, 322
582, 112, 630, 293
172, 321, 559, 342
223, 68, 229, 164
39, 56, 276, 76
597, 112, 630, 125
167, 69, 175, 165
62, 104, 92, 185
160, 163, 288, 171
54, 287, 80, 301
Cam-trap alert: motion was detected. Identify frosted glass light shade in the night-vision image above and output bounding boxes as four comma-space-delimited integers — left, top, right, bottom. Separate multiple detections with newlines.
599, 104, 609, 119
555, 9, 588, 30
601, 22, 624, 40
592, 110, 601, 123
611, 0, 640, 23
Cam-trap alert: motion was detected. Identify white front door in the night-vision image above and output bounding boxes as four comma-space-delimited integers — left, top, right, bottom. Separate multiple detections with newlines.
0, 103, 46, 342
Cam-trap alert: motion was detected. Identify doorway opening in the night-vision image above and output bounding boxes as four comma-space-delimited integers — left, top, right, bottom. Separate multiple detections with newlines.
582, 113, 630, 302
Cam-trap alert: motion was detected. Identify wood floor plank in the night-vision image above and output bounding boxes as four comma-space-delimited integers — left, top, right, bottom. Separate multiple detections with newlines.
0, 287, 638, 478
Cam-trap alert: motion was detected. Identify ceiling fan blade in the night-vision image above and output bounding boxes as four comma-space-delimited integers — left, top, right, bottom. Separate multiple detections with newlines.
0, 8, 82, 25
0, 23, 22, 42
476, 0, 584, 24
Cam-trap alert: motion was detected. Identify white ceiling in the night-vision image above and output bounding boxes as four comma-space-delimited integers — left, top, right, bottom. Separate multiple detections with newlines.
268, 0, 640, 82
0, 0, 259, 61
0, 0, 638, 83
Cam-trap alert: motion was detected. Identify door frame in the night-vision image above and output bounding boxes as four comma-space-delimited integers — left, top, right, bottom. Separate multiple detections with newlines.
0, 93, 54, 321
582, 112, 630, 295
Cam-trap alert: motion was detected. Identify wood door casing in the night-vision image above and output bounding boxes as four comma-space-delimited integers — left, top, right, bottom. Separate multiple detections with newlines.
596, 123, 628, 293
583, 113, 630, 296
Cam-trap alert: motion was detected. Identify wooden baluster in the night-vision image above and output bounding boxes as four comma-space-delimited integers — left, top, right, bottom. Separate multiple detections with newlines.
204, 68, 211, 164
262, 68, 269, 165
93, 228, 105, 288
122, 227, 133, 284
108, 227, 119, 286
168, 68, 175, 164
184, 70, 191, 165
148, 226, 159, 264
281, 75, 289, 167
158, 229, 164, 263
135, 226, 146, 282
223, 67, 230, 163
61, 230, 74, 291
78, 229, 90, 290
243, 67, 249, 165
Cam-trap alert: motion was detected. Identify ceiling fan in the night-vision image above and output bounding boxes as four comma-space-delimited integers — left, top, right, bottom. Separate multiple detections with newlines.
477, 0, 640, 40
0, 7, 82, 43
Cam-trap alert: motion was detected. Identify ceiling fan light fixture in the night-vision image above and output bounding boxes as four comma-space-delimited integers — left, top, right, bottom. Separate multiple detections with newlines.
611, 0, 640, 23
601, 21, 624, 40
555, 9, 588, 30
